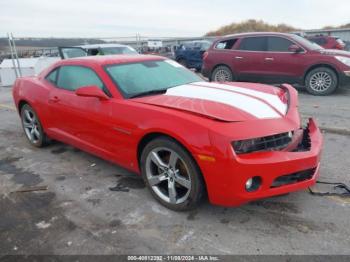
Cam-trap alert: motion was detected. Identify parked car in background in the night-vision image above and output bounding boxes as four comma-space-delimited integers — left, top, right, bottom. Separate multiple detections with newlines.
12, 55, 322, 210
175, 40, 212, 71
140, 46, 173, 59
58, 44, 138, 59
307, 35, 346, 50
202, 32, 350, 95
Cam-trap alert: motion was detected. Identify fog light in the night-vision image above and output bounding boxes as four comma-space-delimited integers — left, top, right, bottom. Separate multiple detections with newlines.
245, 178, 253, 189
245, 176, 262, 192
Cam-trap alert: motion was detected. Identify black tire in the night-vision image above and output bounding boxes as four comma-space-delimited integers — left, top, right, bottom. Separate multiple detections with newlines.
211, 65, 234, 82
20, 104, 50, 147
140, 136, 205, 211
305, 67, 338, 96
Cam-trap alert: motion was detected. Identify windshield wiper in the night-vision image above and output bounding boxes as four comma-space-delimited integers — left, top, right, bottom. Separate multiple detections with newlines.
129, 89, 168, 98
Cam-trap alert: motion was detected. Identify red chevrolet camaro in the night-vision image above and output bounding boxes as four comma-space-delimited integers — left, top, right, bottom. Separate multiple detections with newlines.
13, 55, 323, 211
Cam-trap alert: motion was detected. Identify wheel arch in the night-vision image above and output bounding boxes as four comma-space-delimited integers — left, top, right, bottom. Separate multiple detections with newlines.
136, 131, 207, 192
137, 132, 195, 167
210, 63, 234, 81
18, 99, 31, 115
303, 64, 339, 83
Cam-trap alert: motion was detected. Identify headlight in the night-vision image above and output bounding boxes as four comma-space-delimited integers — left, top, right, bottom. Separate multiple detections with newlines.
233, 139, 261, 154
335, 56, 350, 67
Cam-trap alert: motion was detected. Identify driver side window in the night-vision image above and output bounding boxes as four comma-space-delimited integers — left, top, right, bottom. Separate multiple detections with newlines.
267, 37, 295, 52
56, 65, 104, 91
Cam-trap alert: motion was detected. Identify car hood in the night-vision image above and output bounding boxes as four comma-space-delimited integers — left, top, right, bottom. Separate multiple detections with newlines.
132, 82, 289, 122
317, 49, 350, 57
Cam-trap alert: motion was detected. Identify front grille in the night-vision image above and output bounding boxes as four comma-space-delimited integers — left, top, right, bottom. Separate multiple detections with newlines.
233, 120, 314, 154
256, 132, 293, 151
233, 132, 293, 154
271, 168, 316, 188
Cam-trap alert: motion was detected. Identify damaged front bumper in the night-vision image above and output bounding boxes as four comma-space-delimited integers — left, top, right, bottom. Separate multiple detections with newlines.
202, 118, 323, 207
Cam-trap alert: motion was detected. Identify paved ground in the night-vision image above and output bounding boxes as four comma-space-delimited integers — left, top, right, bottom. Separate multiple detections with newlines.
0, 85, 350, 255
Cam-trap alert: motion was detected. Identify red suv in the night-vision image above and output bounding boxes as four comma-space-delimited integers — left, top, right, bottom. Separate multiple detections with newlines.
202, 32, 350, 95
307, 35, 346, 50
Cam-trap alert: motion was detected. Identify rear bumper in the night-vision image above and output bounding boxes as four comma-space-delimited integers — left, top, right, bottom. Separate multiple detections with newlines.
202, 118, 323, 207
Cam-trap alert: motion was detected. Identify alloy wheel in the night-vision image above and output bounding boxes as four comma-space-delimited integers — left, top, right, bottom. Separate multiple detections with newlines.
214, 69, 231, 82
309, 71, 332, 92
22, 108, 41, 144
145, 147, 191, 204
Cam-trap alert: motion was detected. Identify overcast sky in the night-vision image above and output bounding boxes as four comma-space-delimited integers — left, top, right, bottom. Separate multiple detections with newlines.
1, 0, 349, 38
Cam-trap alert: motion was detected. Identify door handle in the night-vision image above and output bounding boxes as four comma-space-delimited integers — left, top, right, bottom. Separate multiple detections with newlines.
49, 96, 60, 103
265, 57, 274, 61
235, 56, 244, 60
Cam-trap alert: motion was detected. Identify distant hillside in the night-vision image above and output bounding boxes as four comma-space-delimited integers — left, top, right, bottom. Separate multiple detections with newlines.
205, 19, 299, 36
205, 19, 350, 37
322, 23, 350, 30
0, 38, 106, 48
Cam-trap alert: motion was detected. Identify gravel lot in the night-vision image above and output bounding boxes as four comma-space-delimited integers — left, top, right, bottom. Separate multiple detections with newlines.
0, 85, 350, 255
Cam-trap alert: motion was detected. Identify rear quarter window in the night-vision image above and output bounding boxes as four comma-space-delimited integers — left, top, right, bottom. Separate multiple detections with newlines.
45, 68, 58, 84
215, 39, 237, 50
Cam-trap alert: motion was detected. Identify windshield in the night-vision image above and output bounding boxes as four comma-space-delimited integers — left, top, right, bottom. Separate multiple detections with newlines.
102, 46, 138, 55
105, 60, 202, 98
289, 34, 323, 50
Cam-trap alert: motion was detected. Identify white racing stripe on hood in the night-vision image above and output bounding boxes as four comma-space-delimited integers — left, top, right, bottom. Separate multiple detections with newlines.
165, 84, 281, 119
192, 82, 288, 115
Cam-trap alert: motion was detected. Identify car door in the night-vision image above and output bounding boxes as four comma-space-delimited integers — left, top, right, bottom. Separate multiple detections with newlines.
47, 65, 120, 155
233, 36, 267, 81
262, 36, 306, 83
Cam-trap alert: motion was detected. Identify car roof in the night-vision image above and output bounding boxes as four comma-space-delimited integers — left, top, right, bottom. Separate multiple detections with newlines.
58, 54, 166, 67
78, 43, 132, 49
218, 32, 295, 40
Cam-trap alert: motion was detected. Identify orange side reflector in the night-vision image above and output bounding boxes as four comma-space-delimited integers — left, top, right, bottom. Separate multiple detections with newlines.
198, 154, 216, 162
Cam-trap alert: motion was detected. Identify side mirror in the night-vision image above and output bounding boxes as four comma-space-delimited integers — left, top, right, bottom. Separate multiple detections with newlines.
288, 44, 303, 53
75, 86, 109, 100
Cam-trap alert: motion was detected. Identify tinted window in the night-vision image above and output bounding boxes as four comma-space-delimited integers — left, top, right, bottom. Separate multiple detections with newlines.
46, 69, 58, 84
238, 37, 267, 51
105, 60, 201, 98
87, 48, 100, 56
216, 39, 237, 50
267, 37, 294, 52
57, 66, 104, 91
